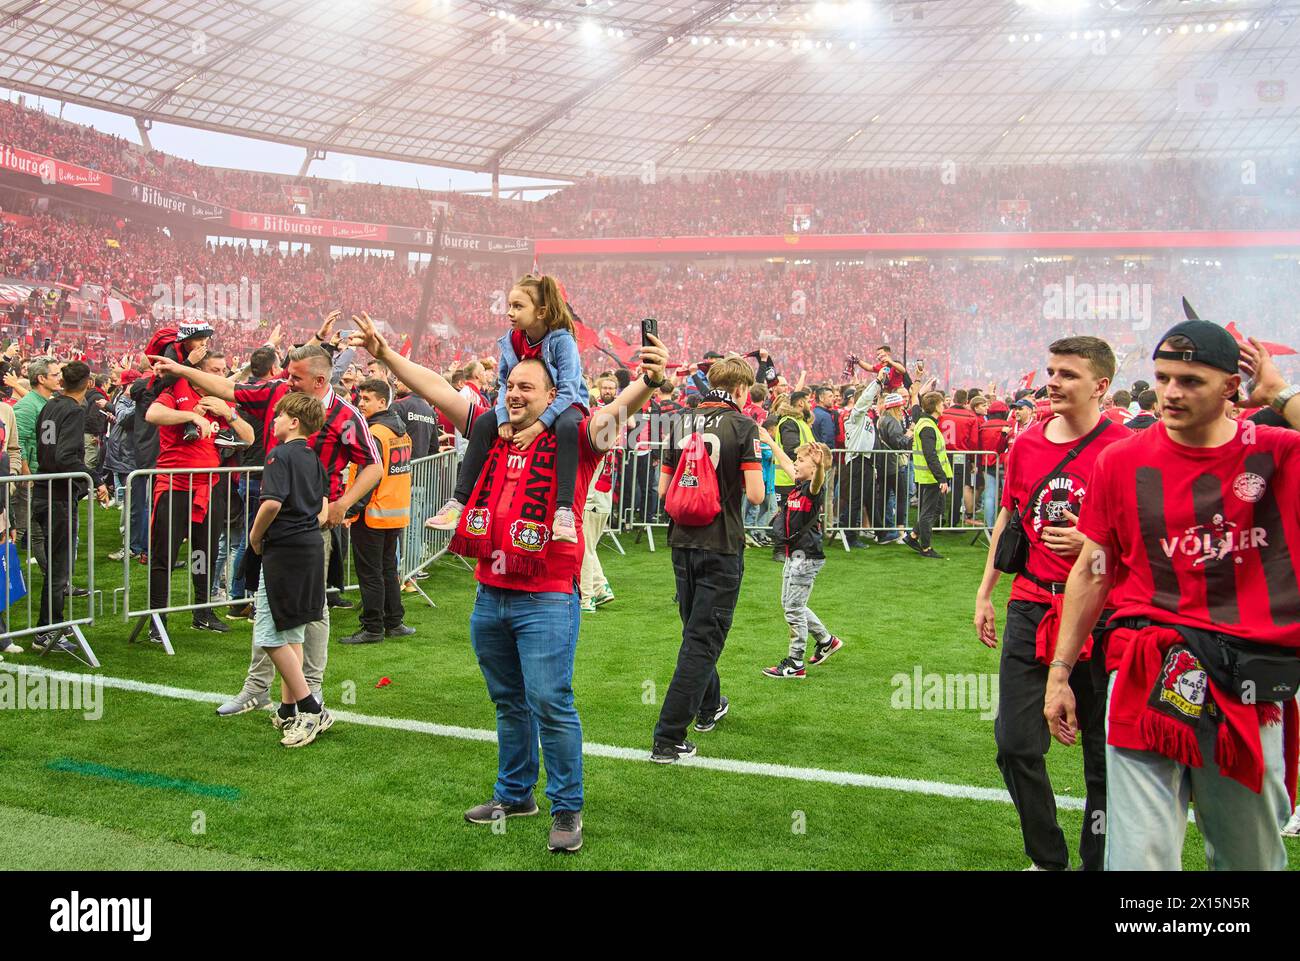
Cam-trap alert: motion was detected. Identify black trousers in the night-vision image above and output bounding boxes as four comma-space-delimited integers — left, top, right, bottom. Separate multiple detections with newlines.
328, 524, 346, 592
653, 548, 744, 744
351, 517, 404, 634
33, 498, 74, 628
995, 599, 1108, 871
837, 455, 875, 530
148, 489, 211, 613
772, 484, 794, 558
911, 482, 943, 548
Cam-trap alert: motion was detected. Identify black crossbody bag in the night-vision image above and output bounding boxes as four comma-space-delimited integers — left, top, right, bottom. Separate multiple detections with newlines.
993, 419, 1110, 577
1111, 617, 1300, 703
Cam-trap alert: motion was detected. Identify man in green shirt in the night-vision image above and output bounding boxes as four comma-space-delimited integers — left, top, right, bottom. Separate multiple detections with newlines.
12, 357, 63, 580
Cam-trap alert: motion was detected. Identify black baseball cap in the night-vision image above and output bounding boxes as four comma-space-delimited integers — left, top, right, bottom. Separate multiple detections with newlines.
1153, 320, 1240, 375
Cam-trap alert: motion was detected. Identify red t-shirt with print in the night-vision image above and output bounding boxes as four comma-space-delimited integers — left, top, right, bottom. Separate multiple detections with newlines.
1001, 415, 1130, 603
1078, 420, 1300, 656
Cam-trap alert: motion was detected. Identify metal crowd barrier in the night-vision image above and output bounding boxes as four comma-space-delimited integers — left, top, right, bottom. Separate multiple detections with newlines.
398, 450, 459, 605
122, 466, 257, 654
609, 444, 1006, 552
821, 448, 1005, 550
0, 472, 100, 666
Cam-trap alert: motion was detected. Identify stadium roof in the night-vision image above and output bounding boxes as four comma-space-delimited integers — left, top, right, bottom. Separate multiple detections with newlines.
2, 0, 1299, 179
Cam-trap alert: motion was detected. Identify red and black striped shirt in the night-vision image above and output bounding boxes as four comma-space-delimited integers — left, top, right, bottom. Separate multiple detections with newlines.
234, 380, 379, 501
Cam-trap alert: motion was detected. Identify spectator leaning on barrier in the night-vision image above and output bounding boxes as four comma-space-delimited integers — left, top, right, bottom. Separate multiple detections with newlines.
341, 378, 415, 646
12, 356, 60, 561
32, 361, 109, 651
938, 388, 980, 525
839, 375, 882, 548
874, 392, 911, 543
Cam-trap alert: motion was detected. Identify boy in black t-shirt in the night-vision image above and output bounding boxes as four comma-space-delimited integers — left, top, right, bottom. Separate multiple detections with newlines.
651, 358, 765, 763
247, 392, 330, 748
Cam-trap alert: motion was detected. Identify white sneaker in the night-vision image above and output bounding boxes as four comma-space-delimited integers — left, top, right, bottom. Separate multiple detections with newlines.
210, 588, 229, 603
317, 705, 334, 734
2, 642, 23, 654
281, 711, 322, 748
1283, 810, 1300, 837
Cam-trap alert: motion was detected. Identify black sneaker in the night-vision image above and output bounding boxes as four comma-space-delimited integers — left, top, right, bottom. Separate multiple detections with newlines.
650, 739, 698, 764
69, 586, 90, 597
385, 624, 417, 638
464, 796, 540, 824
902, 535, 925, 555
226, 604, 254, 620
694, 695, 730, 732
339, 630, 383, 645
214, 427, 250, 449
192, 611, 230, 633
327, 595, 354, 609
548, 811, 583, 853
920, 548, 946, 559
808, 636, 844, 667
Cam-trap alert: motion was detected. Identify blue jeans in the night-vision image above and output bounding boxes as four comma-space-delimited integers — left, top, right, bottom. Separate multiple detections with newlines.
229, 475, 259, 600
982, 469, 999, 526
128, 473, 151, 557
470, 583, 583, 814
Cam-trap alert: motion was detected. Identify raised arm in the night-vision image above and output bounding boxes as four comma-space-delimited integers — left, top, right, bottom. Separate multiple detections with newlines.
589, 335, 667, 455
346, 312, 472, 434
146, 355, 236, 402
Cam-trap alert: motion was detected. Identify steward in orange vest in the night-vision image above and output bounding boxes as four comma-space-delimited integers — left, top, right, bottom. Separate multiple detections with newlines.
343, 381, 414, 644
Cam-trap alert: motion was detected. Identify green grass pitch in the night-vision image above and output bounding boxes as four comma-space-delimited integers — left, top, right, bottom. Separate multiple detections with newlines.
0, 504, 1290, 870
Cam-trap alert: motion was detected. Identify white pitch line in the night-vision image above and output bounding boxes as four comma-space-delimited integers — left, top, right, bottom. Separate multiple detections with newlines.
1, 663, 1085, 811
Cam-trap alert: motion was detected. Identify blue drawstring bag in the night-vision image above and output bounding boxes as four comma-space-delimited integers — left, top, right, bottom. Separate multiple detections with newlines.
0, 540, 28, 612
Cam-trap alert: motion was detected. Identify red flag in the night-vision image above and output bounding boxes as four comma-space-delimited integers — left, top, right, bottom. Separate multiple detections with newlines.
572, 318, 599, 354
602, 329, 639, 367
1019, 370, 1036, 391
1225, 321, 1296, 357
398, 335, 413, 358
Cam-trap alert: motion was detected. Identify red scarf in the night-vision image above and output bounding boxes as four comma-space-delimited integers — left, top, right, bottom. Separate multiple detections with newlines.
449, 429, 559, 577
1108, 625, 1297, 803
1034, 595, 1094, 665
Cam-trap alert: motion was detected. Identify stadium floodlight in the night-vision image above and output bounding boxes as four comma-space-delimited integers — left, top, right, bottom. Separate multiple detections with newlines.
1110, 28, 1119, 38
1178, 24, 1188, 34
580, 19, 601, 41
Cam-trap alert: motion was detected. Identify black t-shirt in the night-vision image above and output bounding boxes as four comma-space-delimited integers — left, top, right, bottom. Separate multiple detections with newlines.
662, 401, 761, 554
392, 393, 436, 458
260, 437, 327, 543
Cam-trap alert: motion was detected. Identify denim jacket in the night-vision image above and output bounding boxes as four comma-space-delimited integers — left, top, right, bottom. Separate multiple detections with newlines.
495, 328, 591, 429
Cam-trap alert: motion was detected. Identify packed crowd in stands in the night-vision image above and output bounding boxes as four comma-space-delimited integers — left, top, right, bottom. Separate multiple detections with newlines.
4, 99, 1298, 236
1, 201, 1297, 386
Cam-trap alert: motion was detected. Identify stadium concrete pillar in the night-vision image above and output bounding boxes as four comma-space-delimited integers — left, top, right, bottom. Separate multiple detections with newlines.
134, 117, 153, 152
491, 162, 500, 202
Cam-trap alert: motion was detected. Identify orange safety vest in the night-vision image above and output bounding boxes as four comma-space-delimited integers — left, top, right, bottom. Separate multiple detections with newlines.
363, 422, 412, 529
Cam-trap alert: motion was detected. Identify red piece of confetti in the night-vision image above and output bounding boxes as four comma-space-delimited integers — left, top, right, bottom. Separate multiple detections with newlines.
376, 677, 391, 688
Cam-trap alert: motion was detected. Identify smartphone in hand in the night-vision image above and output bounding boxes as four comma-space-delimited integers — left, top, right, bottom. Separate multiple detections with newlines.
641, 317, 659, 347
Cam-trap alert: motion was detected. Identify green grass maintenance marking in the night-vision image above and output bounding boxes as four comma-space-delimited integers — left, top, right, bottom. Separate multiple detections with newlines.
47, 758, 242, 801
